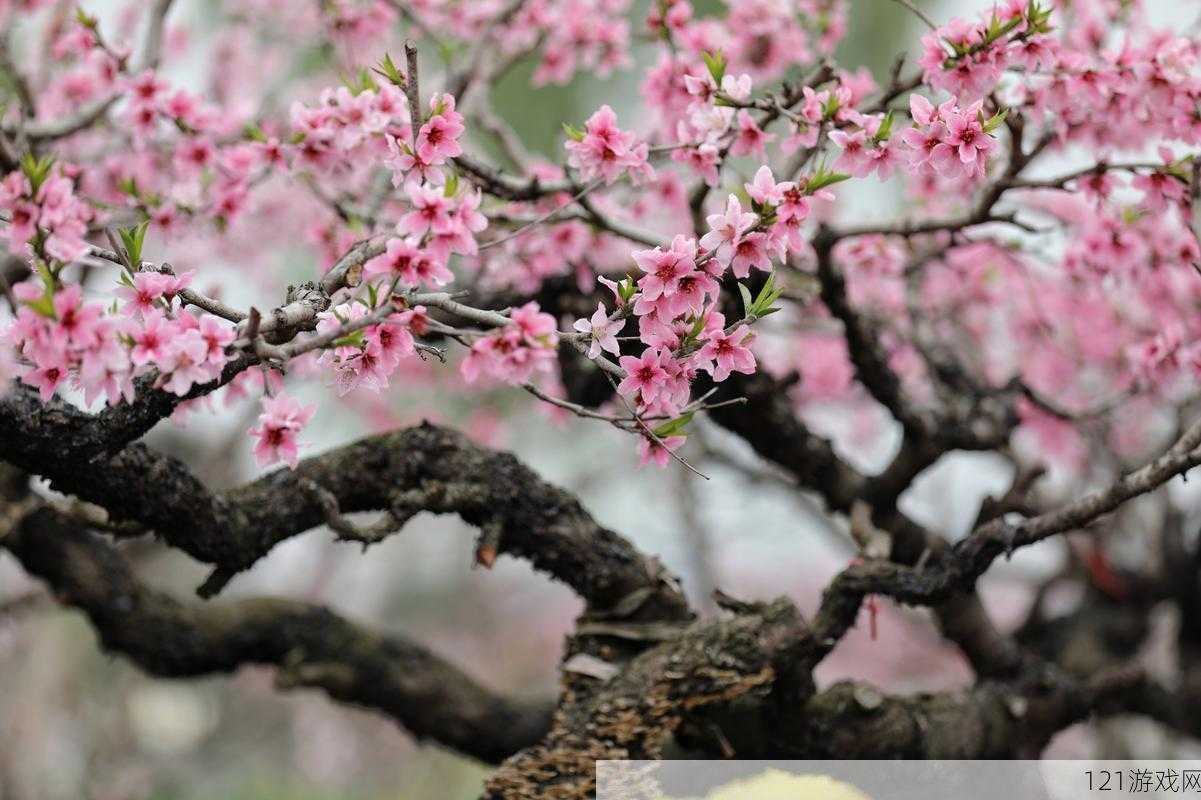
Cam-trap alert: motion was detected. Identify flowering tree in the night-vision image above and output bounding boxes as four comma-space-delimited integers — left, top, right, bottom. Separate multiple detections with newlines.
4, 0, 1201, 795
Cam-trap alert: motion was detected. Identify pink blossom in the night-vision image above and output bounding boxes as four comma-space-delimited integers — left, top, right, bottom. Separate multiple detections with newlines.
828, 129, 874, 177
573, 302, 623, 358
698, 326, 756, 381
637, 433, 686, 468
745, 165, 786, 206
460, 302, 558, 385
415, 95, 465, 164
364, 238, 453, 287
365, 317, 416, 365
197, 314, 234, 365
633, 234, 698, 304
729, 110, 774, 157
564, 105, 653, 184
157, 330, 213, 396
21, 353, 70, 402
671, 142, 721, 186
918, 18, 1005, 99
700, 195, 756, 259
729, 231, 773, 278
53, 285, 103, 348
397, 183, 454, 238
76, 343, 134, 407
617, 348, 669, 404
117, 272, 174, 316
129, 311, 171, 366
1133, 152, 1187, 212
249, 393, 317, 469
930, 103, 995, 179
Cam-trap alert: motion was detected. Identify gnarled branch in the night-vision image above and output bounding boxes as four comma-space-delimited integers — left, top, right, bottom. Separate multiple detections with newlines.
1, 496, 554, 765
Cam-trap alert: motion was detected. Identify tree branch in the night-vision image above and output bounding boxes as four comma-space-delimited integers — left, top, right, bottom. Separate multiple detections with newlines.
2, 414, 693, 620
1, 496, 553, 765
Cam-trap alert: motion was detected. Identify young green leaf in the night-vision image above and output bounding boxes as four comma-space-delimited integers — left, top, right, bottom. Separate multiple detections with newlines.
874, 111, 895, 142
700, 50, 726, 84
618, 276, 638, 303
118, 221, 151, 267
330, 330, 366, 349
562, 122, 585, 142
19, 153, 56, 193
806, 169, 851, 193
738, 282, 754, 318
372, 53, 406, 86
652, 411, 695, 438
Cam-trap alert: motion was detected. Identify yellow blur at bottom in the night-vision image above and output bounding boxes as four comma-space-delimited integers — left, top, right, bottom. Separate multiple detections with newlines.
697, 769, 873, 800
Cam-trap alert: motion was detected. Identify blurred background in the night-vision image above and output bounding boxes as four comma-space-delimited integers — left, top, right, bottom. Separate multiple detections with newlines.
3, 0, 1201, 798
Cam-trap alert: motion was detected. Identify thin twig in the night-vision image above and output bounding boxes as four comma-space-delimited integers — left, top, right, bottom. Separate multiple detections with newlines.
404, 40, 423, 144
888, 0, 939, 31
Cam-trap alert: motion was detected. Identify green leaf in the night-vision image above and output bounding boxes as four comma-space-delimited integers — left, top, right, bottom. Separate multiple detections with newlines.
1120, 206, 1144, 225
24, 294, 55, 318
116, 176, 140, 198
74, 7, 99, 29
330, 331, 366, 349
652, 411, 695, 438
118, 220, 150, 267
341, 68, 377, 95
874, 110, 895, 143
618, 277, 637, 303
822, 94, 841, 120
243, 123, 268, 143
982, 108, 1008, 134
738, 282, 754, 318
360, 68, 379, 94
562, 122, 585, 142
19, 152, 56, 193
372, 52, 406, 86
984, 13, 1022, 44
749, 271, 785, 318
806, 169, 852, 193
700, 50, 726, 84
443, 171, 459, 198
24, 261, 57, 317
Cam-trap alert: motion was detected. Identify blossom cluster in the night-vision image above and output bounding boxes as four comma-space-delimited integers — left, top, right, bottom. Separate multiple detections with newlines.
1, 165, 92, 263
315, 300, 427, 396
9, 0, 1201, 481
898, 95, 999, 181
4, 270, 233, 408
460, 302, 560, 385
564, 105, 654, 185
249, 393, 317, 469
294, 85, 486, 286
917, 1, 1056, 100
567, 165, 826, 464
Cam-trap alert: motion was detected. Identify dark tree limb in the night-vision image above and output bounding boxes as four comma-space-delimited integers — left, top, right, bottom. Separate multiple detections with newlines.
0, 364, 251, 464
1, 498, 554, 765
2, 409, 693, 622
480, 594, 1152, 799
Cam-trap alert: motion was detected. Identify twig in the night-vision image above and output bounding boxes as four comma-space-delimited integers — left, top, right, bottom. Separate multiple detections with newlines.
478, 179, 604, 250
888, 0, 939, 31
404, 40, 423, 144
139, 0, 176, 70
